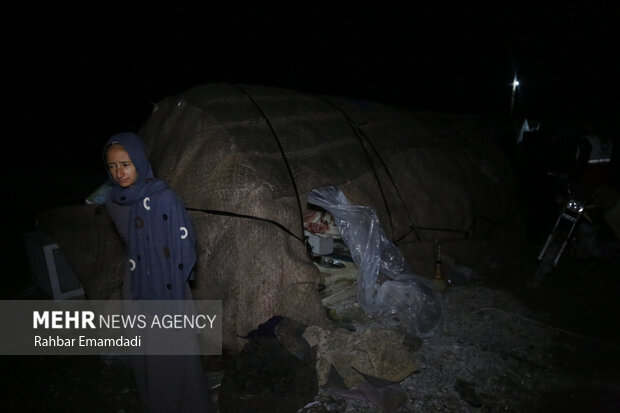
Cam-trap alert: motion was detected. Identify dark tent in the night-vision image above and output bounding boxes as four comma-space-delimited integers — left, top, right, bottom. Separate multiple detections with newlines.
38, 83, 519, 353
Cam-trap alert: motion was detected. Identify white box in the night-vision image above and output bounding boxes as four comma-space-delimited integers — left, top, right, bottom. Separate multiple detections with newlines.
23, 231, 85, 300
306, 232, 334, 255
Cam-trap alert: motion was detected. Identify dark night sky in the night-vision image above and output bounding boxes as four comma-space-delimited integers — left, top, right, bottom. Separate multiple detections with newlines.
4, 2, 619, 274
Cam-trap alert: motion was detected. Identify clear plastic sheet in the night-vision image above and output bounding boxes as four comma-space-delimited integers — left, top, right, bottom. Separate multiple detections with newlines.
308, 186, 442, 337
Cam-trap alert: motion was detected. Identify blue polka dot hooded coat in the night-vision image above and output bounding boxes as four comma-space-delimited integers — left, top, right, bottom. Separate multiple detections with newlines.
104, 132, 196, 300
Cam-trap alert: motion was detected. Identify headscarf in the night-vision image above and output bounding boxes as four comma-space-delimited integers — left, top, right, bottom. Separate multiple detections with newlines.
104, 132, 167, 205
104, 132, 196, 300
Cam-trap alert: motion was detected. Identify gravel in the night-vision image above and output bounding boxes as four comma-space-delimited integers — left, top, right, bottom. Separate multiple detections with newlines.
3, 240, 619, 413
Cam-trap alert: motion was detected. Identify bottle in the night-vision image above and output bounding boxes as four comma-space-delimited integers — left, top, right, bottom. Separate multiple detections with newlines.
433, 240, 447, 292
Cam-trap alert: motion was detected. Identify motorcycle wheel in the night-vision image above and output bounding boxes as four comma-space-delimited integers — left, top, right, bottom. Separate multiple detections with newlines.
531, 236, 564, 289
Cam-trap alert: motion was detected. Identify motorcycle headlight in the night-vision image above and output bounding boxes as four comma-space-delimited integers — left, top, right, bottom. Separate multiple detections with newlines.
567, 200, 585, 214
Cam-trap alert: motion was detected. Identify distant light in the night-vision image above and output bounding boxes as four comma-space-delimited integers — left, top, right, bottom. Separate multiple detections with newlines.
510, 75, 520, 116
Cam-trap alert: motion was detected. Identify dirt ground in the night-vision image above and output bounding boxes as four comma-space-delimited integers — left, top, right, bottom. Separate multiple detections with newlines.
2, 235, 619, 413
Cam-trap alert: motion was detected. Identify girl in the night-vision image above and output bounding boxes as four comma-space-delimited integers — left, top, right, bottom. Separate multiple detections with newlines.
104, 132, 214, 412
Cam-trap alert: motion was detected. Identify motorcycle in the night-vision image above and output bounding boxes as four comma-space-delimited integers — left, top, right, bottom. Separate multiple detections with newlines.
530, 173, 606, 289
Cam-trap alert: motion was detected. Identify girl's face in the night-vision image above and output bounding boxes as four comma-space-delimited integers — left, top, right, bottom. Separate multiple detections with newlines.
106, 145, 138, 188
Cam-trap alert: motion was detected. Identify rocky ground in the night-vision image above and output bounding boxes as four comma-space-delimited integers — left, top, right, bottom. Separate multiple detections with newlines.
295, 235, 620, 413
2, 236, 619, 413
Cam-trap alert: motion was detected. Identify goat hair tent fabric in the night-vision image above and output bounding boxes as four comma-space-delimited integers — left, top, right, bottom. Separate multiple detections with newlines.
37, 83, 518, 354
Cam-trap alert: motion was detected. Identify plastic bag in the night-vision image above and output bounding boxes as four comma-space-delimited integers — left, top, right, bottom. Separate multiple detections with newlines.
307, 186, 442, 337
374, 274, 443, 337
85, 181, 113, 205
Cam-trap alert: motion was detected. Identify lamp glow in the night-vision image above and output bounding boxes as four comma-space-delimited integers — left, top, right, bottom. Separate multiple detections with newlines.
510, 75, 519, 116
